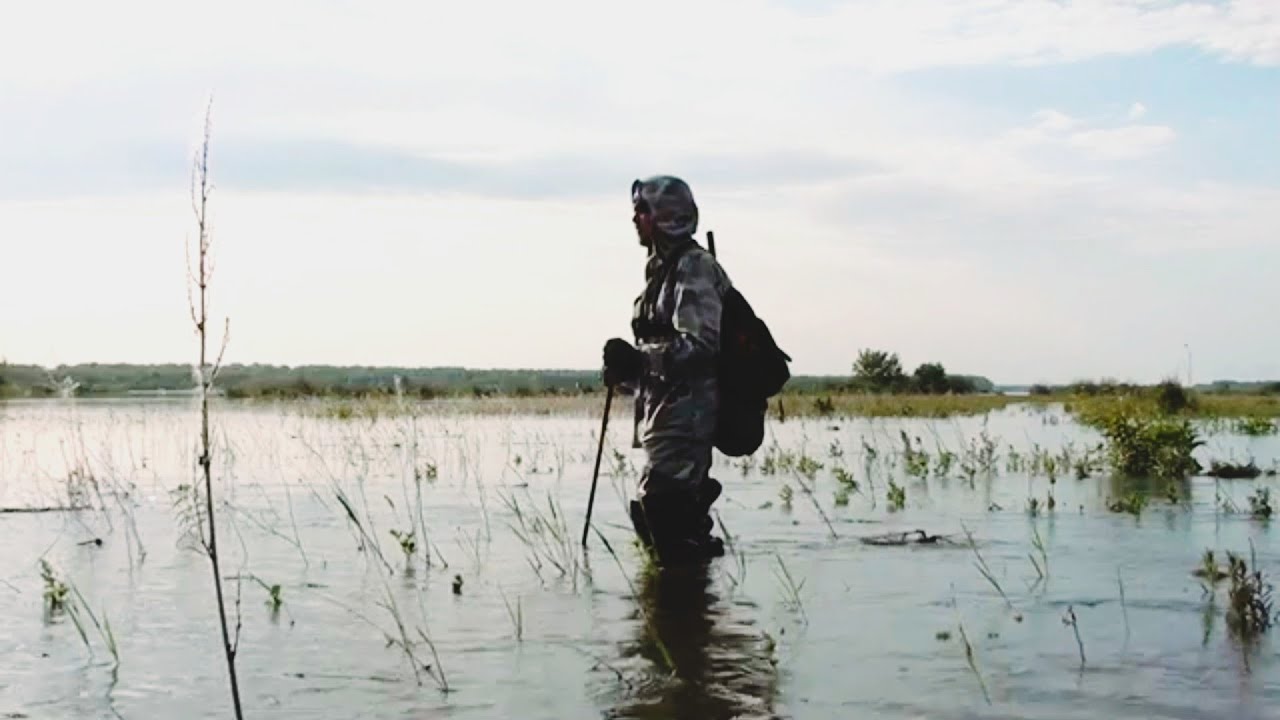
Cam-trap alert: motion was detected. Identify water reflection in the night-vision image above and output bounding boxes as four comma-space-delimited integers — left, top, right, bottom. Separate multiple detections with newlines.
1104, 472, 1192, 511
606, 562, 782, 720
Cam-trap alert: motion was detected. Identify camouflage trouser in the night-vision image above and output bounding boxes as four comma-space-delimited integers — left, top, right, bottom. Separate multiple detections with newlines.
636, 376, 717, 499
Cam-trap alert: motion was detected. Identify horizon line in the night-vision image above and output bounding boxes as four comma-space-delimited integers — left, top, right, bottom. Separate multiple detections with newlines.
3, 358, 1276, 388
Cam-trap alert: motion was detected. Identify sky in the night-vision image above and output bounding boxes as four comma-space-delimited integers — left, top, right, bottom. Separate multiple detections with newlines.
1, 0, 1278, 386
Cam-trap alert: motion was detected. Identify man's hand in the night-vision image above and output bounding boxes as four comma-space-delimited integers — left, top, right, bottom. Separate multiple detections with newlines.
602, 337, 642, 386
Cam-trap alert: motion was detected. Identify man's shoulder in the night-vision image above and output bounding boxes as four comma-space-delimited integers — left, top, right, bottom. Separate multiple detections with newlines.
675, 245, 731, 287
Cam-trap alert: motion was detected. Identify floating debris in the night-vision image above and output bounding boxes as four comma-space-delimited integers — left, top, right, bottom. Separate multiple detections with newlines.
859, 529, 959, 546
1207, 460, 1261, 479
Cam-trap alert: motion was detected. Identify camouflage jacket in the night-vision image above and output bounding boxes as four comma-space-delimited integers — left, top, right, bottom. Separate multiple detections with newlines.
625, 239, 732, 453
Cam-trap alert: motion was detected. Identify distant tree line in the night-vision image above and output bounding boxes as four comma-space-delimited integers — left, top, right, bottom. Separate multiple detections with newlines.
843, 349, 994, 395
0, 357, 997, 400
0, 361, 907, 400
0, 362, 610, 399
1027, 379, 1280, 397
4, 359, 1273, 401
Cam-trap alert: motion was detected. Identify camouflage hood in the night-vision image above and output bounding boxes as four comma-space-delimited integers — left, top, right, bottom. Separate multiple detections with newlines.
632, 175, 699, 251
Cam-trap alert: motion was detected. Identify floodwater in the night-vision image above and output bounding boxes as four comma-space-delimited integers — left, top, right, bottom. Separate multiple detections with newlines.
1, 397, 1277, 719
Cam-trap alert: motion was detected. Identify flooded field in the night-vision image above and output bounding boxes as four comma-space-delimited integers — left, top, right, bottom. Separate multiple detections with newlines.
1, 397, 1277, 719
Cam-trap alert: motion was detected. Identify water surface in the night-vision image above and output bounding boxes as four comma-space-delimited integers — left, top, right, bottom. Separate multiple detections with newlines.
1, 398, 1277, 719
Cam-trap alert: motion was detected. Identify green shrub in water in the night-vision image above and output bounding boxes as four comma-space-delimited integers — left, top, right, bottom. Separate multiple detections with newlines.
1154, 379, 1192, 415
1099, 411, 1203, 479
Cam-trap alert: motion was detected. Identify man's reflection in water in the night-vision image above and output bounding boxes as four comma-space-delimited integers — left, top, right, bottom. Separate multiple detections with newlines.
605, 561, 783, 720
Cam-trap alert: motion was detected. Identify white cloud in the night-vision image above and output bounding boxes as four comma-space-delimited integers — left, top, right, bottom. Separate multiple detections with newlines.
1034, 110, 1082, 133
1067, 124, 1177, 159
1194, 0, 1280, 65
1000, 108, 1176, 160
802, 0, 1280, 72
1128, 102, 1148, 120
3, 1, 1279, 95
0, 2, 1271, 175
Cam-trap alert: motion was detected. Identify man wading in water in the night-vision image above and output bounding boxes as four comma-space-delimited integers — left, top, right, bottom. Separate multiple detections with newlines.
602, 176, 728, 566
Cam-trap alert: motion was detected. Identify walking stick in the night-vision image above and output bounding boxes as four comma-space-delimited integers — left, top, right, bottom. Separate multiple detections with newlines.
582, 383, 614, 548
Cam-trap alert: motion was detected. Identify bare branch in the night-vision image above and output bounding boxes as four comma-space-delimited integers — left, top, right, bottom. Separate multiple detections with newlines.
185, 236, 199, 330
232, 575, 243, 656
210, 318, 231, 385
190, 156, 201, 221
188, 95, 243, 720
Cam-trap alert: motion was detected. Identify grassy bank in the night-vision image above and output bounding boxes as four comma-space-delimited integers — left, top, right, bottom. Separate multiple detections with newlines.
6, 362, 1280, 424
778, 392, 1021, 418
1064, 389, 1280, 423
280, 387, 1280, 424
259, 389, 1024, 421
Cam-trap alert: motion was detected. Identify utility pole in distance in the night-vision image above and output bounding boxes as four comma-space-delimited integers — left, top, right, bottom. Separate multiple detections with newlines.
1184, 343, 1193, 387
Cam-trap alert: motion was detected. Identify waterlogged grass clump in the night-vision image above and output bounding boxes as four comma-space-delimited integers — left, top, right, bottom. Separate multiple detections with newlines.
1234, 417, 1278, 436
1225, 550, 1275, 643
886, 480, 906, 512
1247, 487, 1273, 520
1107, 491, 1148, 516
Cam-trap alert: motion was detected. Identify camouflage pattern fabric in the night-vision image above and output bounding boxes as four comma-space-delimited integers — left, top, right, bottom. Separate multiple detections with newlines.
626, 176, 732, 499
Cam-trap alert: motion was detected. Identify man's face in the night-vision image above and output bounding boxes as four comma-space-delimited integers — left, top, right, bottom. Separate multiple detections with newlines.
632, 198, 655, 247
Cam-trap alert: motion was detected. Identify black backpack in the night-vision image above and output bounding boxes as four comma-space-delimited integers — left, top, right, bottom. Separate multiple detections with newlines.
709, 231, 792, 456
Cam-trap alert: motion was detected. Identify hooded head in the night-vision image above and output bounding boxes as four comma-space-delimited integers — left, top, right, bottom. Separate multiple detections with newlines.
631, 175, 698, 256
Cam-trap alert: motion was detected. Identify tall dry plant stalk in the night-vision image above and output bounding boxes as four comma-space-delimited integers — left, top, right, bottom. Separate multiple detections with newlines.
187, 99, 243, 720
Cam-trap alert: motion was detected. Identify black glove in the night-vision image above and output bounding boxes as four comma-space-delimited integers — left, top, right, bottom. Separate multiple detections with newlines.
602, 337, 642, 386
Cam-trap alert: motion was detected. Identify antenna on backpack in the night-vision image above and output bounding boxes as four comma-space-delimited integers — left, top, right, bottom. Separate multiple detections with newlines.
707, 230, 716, 258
